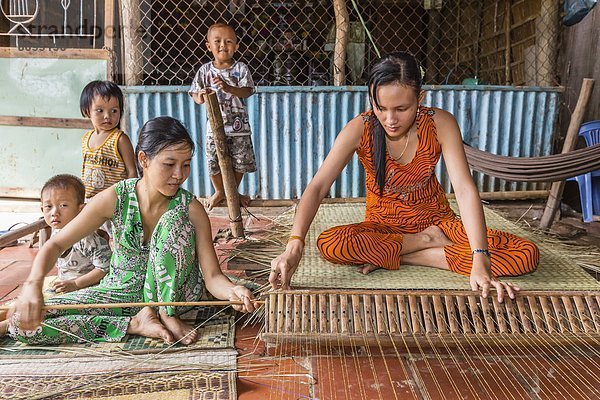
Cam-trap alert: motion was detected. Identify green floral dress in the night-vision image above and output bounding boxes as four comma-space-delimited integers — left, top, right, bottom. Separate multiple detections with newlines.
10, 178, 204, 344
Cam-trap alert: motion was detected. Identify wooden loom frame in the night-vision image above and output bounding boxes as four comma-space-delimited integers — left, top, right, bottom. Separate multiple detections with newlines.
262, 289, 600, 348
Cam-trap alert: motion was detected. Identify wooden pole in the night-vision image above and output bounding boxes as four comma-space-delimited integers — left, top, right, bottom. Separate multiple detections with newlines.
332, 0, 349, 85
539, 78, 595, 229
204, 92, 245, 237
0, 300, 265, 311
504, 0, 511, 84
0, 219, 48, 248
120, 0, 144, 85
536, 0, 558, 86
426, 9, 441, 83
104, 0, 115, 79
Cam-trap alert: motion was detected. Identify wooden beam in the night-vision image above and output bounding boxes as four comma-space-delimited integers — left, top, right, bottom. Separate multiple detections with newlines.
0, 219, 48, 248
540, 79, 595, 229
0, 116, 92, 129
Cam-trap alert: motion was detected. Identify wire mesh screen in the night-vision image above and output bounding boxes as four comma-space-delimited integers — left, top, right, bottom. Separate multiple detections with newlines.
0, 0, 560, 87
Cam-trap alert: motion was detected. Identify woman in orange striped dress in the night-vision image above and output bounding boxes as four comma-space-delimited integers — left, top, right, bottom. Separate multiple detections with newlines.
270, 52, 539, 301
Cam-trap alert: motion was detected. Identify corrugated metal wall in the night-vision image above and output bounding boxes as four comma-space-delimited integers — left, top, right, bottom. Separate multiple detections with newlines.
123, 85, 561, 199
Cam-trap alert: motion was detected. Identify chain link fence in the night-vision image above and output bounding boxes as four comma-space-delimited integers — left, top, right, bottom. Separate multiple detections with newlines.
0, 0, 561, 87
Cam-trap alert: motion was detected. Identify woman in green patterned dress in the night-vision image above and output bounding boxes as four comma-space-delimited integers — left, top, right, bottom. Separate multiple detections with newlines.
6, 116, 256, 345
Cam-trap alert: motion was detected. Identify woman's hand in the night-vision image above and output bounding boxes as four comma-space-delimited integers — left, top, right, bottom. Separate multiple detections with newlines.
470, 262, 520, 303
229, 285, 256, 313
269, 241, 304, 290
8, 280, 45, 331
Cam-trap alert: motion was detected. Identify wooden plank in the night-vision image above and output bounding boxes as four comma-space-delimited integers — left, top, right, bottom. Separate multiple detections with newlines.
351, 294, 362, 334
539, 296, 556, 333
527, 295, 544, 333
397, 295, 410, 334
0, 47, 110, 59
385, 294, 398, 334
515, 297, 532, 333
340, 294, 349, 334
468, 296, 485, 334
293, 294, 301, 333
0, 116, 92, 129
445, 295, 460, 334
374, 294, 386, 334
492, 296, 508, 333
574, 296, 594, 334
301, 293, 309, 333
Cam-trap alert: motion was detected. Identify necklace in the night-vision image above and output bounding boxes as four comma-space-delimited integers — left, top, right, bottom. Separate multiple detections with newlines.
388, 130, 411, 162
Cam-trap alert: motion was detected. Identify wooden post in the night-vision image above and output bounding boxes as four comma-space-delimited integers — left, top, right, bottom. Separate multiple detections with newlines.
539, 78, 595, 229
103, 0, 116, 80
504, 0, 511, 84
120, 0, 144, 85
426, 10, 441, 84
332, 0, 349, 85
204, 92, 244, 237
536, 0, 558, 86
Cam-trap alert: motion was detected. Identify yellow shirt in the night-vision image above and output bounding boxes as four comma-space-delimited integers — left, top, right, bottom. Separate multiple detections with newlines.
81, 128, 128, 198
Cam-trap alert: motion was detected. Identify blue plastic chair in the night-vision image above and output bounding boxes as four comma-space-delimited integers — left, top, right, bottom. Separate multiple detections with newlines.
566, 120, 600, 222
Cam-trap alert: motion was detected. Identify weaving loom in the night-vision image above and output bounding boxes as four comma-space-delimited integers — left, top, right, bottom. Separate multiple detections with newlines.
262, 289, 600, 347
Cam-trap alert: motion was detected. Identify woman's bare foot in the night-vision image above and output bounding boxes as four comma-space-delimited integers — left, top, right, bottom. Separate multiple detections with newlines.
421, 225, 454, 247
203, 191, 225, 211
159, 311, 198, 345
357, 263, 382, 275
0, 320, 8, 337
127, 307, 173, 343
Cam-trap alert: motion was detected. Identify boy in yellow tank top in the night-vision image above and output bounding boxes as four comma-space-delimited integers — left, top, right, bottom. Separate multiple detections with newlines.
80, 80, 137, 200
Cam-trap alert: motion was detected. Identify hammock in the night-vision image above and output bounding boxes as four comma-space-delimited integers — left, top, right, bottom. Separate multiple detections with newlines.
464, 143, 600, 182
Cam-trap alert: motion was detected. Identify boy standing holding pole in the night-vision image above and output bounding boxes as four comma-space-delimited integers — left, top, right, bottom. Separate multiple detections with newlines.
189, 22, 257, 211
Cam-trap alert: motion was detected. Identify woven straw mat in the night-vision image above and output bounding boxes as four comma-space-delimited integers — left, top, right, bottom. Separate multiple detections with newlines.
291, 202, 600, 290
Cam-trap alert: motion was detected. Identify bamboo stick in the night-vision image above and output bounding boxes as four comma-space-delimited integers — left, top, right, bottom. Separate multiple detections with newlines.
0, 300, 265, 311
204, 91, 244, 237
540, 78, 595, 229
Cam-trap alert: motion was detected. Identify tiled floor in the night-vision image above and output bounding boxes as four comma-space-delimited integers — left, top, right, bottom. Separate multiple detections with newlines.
2, 205, 600, 399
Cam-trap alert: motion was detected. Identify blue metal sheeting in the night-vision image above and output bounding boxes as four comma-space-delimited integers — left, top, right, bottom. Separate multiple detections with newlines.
123, 85, 561, 199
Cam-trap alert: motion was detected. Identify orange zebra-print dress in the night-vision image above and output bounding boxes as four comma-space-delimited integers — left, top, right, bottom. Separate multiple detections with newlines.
316, 107, 539, 276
